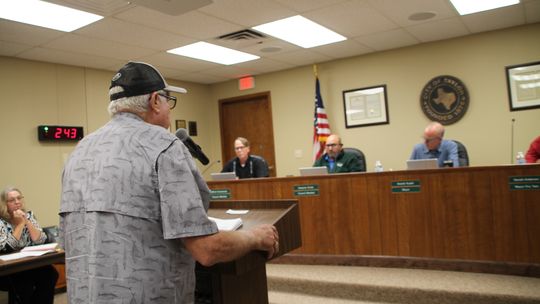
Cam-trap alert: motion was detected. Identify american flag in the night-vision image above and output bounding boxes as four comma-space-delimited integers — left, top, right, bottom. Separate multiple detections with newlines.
313, 77, 331, 161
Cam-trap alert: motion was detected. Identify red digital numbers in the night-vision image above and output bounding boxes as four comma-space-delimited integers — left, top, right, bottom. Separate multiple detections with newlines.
54, 127, 77, 139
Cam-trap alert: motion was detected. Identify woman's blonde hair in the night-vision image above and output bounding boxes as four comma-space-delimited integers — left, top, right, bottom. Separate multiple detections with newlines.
0, 186, 26, 221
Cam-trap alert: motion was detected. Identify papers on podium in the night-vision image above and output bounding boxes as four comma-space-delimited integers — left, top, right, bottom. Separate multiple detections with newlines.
208, 216, 243, 231
0, 243, 59, 261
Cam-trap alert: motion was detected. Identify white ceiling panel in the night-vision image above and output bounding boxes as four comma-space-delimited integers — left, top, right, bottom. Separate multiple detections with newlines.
312, 39, 374, 59
524, 1, 540, 23
198, 0, 294, 27
367, 0, 457, 27
0, 41, 33, 56
266, 49, 333, 66
0, 20, 65, 46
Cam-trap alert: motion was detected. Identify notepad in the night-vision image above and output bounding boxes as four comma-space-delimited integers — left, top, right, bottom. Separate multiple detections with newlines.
208, 216, 243, 231
0, 243, 59, 261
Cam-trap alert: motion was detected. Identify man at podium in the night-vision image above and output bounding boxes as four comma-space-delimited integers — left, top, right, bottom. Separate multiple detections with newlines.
59, 62, 279, 304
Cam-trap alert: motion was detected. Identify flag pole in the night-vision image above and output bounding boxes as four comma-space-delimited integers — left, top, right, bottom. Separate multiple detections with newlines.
313, 64, 318, 77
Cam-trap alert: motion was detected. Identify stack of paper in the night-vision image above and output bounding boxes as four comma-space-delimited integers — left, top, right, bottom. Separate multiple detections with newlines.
0, 243, 59, 261
208, 216, 243, 231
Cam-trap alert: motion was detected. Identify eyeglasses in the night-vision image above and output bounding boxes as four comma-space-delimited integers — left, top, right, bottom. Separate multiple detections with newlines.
6, 196, 24, 203
326, 143, 341, 147
234, 146, 246, 151
158, 93, 177, 110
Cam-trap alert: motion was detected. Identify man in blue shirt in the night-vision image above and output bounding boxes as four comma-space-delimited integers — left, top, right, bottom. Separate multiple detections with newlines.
410, 121, 459, 167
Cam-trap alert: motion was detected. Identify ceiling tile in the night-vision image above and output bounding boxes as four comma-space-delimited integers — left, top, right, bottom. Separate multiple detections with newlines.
0, 41, 34, 56
273, 0, 349, 12
75, 17, 192, 50
354, 28, 420, 51
198, 0, 294, 27
524, 0, 540, 23
366, 0, 458, 27
138, 52, 220, 72
17, 47, 124, 70
0, 20, 65, 46
43, 33, 158, 60
266, 49, 333, 66
304, 0, 398, 37
405, 17, 470, 42
313, 39, 374, 59
461, 5, 526, 33
115, 7, 243, 40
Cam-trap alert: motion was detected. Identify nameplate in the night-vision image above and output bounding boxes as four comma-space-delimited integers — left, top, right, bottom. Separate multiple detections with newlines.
294, 184, 320, 196
210, 189, 231, 200
509, 176, 540, 190
392, 180, 421, 193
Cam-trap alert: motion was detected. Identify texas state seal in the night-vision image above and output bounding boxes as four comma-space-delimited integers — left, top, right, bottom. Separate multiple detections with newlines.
420, 75, 469, 125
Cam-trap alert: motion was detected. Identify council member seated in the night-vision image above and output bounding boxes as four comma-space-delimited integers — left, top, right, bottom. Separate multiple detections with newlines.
525, 135, 540, 163
410, 121, 459, 167
221, 137, 269, 179
313, 134, 362, 173
0, 186, 58, 304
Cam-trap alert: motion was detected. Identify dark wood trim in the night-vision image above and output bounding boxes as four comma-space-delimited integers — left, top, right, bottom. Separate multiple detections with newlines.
272, 254, 540, 278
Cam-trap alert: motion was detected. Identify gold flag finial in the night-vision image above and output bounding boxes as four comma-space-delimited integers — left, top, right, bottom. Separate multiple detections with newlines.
313, 64, 318, 77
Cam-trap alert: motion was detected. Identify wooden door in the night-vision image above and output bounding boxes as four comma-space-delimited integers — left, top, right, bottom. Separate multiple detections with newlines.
219, 92, 276, 177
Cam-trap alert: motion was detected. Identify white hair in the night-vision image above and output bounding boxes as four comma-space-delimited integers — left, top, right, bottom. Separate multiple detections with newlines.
108, 86, 151, 116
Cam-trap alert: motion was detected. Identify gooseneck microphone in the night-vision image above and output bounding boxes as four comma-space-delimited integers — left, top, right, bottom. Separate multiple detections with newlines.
511, 118, 515, 163
175, 128, 210, 165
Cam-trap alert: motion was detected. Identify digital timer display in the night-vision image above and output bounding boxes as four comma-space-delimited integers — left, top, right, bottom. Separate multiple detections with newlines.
38, 125, 84, 141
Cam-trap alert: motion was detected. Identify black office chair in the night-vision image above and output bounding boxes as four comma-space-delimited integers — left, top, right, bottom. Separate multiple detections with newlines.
43, 226, 59, 243
452, 140, 469, 167
342, 147, 367, 172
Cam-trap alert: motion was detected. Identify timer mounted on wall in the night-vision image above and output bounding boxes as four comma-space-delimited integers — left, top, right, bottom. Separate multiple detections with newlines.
38, 125, 84, 141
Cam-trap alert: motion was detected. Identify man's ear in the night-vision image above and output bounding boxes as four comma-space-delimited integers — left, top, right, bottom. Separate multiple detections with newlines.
148, 92, 160, 113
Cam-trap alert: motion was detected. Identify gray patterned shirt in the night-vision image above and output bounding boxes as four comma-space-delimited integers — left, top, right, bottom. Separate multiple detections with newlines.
59, 112, 218, 304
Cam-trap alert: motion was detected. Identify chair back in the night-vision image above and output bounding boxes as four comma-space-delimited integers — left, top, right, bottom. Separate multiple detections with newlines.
453, 140, 469, 167
342, 147, 367, 172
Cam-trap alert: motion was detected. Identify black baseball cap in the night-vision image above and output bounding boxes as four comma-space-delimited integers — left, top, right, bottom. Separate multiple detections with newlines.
109, 61, 187, 101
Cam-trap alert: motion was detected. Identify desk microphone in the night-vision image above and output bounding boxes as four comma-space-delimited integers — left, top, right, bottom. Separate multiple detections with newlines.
511, 118, 515, 163
202, 160, 221, 175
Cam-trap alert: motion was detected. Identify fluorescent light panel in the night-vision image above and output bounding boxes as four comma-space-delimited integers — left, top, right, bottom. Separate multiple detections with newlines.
0, 0, 103, 32
449, 0, 519, 15
167, 42, 260, 65
253, 15, 346, 48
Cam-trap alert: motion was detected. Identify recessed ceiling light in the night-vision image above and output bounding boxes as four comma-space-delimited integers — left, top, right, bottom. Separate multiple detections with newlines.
167, 42, 260, 65
252, 15, 346, 48
0, 0, 103, 32
408, 12, 437, 21
449, 0, 520, 15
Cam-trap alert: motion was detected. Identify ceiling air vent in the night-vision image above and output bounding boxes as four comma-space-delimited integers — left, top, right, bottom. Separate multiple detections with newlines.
218, 29, 266, 41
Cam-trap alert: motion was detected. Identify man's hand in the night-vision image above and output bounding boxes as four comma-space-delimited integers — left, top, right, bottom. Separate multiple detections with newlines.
250, 224, 279, 259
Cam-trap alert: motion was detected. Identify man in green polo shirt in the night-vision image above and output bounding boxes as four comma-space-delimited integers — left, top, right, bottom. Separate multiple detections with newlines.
313, 134, 362, 173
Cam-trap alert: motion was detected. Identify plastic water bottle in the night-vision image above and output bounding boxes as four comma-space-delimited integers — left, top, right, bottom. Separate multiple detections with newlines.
516, 152, 525, 165
374, 160, 384, 172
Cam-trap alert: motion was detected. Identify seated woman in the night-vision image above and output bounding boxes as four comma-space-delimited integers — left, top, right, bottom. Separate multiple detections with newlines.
0, 186, 58, 304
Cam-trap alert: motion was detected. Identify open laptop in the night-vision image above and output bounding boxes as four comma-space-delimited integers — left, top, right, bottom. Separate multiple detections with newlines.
299, 166, 329, 176
406, 159, 438, 170
210, 172, 237, 181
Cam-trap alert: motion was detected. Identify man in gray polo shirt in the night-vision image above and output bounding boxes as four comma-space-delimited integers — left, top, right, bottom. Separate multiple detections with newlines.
59, 62, 279, 304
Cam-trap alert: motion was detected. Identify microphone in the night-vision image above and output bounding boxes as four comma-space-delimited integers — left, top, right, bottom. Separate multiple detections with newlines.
175, 128, 210, 165
511, 118, 515, 163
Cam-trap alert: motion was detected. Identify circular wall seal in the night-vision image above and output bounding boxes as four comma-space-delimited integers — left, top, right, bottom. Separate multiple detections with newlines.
420, 75, 469, 125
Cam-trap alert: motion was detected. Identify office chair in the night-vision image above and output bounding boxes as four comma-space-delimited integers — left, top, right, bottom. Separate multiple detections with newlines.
453, 140, 469, 167
342, 147, 367, 172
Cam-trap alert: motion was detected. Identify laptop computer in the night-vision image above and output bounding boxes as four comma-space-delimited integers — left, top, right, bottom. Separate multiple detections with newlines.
299, 166, 329, 176
210, 172, 237, 181
406, 159, 438, 170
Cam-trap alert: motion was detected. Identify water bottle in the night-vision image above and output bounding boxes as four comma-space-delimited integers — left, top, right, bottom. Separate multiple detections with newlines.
516, 152, 525, 165
374, 160, 384, 172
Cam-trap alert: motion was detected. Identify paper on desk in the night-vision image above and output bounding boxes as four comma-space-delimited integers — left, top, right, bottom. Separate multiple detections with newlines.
0, 243, 59, 261
226, 209, 249, 215
208, 216, 243, 231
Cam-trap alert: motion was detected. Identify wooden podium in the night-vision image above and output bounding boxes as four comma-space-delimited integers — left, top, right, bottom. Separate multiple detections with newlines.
196, 199, 301, 304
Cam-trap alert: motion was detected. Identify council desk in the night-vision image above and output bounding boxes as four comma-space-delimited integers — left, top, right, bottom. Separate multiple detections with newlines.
208, 165, 540, 266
